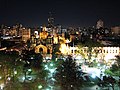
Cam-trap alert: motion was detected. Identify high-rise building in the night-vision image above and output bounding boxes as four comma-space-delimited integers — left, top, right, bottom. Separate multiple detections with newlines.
96, 19, 104, 29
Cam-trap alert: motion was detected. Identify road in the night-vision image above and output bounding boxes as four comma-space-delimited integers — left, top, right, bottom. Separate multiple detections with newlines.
80, 85, 120, 90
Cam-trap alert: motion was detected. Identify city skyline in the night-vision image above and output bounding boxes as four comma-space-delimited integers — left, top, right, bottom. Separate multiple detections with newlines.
0, 0, 120, 27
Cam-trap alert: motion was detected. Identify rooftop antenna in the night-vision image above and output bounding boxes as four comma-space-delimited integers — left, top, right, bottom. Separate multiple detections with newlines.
48, 12, 54, 28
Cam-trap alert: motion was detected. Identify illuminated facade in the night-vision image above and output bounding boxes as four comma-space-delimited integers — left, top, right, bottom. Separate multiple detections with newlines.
53, 34, 58, 44
39, 26, 48, 39
33, 24, 67, 60
22, 28, 31, 42
111, 26, 120, 35
35, 44, 48, 54
96, 19, 104, 29
60, 45, 120, 61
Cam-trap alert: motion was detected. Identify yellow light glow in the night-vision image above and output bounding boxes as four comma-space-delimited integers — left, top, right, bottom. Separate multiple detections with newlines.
60, 44, 68, 55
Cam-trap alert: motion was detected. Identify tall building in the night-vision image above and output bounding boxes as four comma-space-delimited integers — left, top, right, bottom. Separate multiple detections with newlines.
111, 26, 120, 35
22, 28, 31, 42
17, 24, 23, 36
48, 12, 54, 28
96, 19, 104, 29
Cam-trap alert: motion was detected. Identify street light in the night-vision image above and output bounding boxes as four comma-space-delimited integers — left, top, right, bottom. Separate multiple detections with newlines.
44, 65, 49, 70
14, 71, 17, 75
50, 63, 53, 67
38, 85, 42, 89
28, 69, 32, 72
46, 88, 50, 90
0, 84, 4, 90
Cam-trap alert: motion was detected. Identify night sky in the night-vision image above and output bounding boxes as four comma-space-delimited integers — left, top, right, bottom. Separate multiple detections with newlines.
0, 0, 120, 28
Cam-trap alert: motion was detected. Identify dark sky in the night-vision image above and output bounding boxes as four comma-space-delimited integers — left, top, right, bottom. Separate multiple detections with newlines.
0, 0, 120, 28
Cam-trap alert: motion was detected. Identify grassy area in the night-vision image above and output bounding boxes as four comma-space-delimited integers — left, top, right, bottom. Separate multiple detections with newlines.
105, 69, 120, 76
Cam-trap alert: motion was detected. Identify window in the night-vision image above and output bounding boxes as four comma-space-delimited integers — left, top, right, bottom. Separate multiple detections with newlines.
39, 48, 43, 54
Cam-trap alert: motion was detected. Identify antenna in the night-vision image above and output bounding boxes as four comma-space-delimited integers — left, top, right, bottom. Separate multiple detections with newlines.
48, 12, 54, 28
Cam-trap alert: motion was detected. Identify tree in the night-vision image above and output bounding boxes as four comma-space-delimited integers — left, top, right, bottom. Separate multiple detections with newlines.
115, 56, 120, 69
84, 39, 102, 66
0, 50, 23, 90
76, 43, 85, 57
20, 49, 48, 89
52, 44, 61, 60
105, 56, 120, 77
55, 55, 83, 90
110, 56, 120, 76
31, 54, 49, 90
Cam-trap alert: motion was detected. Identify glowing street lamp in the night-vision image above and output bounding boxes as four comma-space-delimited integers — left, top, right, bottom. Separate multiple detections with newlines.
44, 65, 49, 70
28, 69, 32, 72
14, 71, 17, 75
0, 84, 4, 90
46, 88, 50, 90
49, 69, 56, 74
50, 63, 53, 67
91, 74, 96, 78
38, 85, 42, 89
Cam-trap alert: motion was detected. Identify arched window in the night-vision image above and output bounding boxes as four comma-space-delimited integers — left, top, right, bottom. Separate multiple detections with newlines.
39, 48, 43, 54
47, 49, 50, 54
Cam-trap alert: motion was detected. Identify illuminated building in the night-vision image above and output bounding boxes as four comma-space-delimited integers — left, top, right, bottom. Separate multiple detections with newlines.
35, 25, 53, 59
39, 26, 48, 39
59, 43, 68, 55
59, 39, 71, 55
22, 28, 31, 42
96, 19, 104, 29
60, 45, 120, 62
111, 26, 120, 35
53, 33, 58, 44
9, 26, 17, 36
34, 30, 39, 38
